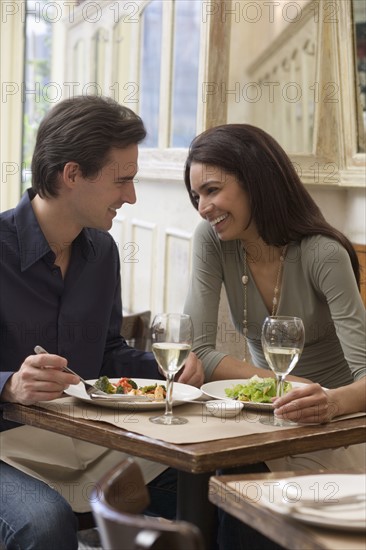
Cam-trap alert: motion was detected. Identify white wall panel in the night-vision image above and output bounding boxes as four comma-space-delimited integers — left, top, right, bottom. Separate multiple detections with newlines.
109, 216, 125, 249
129, 219, 156, 313
111, 177, 201, 318
163, 229, 192, 313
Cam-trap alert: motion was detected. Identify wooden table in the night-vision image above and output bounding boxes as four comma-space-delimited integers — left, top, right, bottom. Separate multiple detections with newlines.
209, 471, 366, 550
3, 403, 365, 549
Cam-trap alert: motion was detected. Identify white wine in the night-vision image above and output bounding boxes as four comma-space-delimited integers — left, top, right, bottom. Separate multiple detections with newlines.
264, 346, 301, 375
152, 343, 191, 375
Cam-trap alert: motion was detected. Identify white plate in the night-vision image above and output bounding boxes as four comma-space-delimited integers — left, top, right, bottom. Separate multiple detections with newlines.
200, 379, 306, 411
261, 473, 366, 532
65, 378, 202, 410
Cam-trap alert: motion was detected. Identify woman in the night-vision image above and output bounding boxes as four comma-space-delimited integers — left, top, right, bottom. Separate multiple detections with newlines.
183, 124, 365, 548
184, 123, 365, 423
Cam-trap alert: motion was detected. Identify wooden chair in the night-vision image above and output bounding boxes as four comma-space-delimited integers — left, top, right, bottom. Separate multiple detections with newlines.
121, 311, 152, 351
90, 458, 205, 550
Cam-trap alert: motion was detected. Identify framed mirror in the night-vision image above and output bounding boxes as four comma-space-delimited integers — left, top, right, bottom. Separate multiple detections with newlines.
353, 0, 366, 154
204, 0, 365, 187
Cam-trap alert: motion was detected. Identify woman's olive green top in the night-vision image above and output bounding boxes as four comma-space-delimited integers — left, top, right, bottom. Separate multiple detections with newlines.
184, 221, 366, 387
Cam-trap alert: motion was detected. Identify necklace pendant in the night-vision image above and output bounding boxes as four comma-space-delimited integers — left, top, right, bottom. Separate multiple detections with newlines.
242, 275, 248, 285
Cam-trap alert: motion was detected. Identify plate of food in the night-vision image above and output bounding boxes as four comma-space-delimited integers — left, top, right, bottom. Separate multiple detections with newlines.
65, 376, 202, 410
201, 375, 302, 411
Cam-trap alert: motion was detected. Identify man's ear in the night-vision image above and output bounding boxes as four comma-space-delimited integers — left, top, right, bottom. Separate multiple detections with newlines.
63, 162, 80, 188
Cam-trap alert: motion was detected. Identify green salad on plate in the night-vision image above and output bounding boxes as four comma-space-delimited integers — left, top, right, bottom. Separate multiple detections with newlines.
225, 375, 292, 403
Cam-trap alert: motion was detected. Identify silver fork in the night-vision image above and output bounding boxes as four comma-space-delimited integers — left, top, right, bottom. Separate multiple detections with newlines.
286, 493, 366, 508
34, 345, 109, 397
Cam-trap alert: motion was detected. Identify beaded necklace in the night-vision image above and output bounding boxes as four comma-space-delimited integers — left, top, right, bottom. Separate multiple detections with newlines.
241, 245, 288, 362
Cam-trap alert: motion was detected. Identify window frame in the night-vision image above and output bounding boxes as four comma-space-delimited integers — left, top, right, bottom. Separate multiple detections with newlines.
137, 0, 231, 182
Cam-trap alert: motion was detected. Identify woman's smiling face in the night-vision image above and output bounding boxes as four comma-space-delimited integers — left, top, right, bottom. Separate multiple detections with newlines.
190, 162, 253, 241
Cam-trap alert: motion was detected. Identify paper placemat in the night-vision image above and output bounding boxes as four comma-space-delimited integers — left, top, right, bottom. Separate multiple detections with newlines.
36, 398, 366, 445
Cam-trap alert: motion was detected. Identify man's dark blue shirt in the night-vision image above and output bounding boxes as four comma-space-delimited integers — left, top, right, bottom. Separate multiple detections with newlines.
0, 189, 161, 429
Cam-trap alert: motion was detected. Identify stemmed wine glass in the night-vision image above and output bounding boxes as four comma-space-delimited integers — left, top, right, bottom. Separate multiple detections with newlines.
260, 316, 305, 427
149, 313, 193, 425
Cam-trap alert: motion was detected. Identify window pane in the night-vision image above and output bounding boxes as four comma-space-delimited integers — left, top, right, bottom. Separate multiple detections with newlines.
139, 1, 163, 147
73, 39, 86, 84
92, 29, 108, 93
22, 0, 52, 191
171, 0, 201, 147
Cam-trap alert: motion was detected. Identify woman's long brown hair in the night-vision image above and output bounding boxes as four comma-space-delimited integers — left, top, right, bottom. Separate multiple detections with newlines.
184, 124, 360, 287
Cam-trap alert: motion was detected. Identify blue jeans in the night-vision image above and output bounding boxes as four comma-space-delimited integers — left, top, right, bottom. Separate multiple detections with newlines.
0, 461, 78, 550
145, 467, 178, 520
0, 462, 179, 549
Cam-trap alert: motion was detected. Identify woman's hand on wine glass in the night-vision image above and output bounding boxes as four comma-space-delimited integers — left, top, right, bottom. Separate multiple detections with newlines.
175, 352, 204, 388
272, 383, 336, 424
260, 316, 305, 426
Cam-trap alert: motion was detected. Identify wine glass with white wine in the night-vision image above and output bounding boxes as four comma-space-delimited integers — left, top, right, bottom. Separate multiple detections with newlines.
260, 316, 305, 427
149, 313, 193, 425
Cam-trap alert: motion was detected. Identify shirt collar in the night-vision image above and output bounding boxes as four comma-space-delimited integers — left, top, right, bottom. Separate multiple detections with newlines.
14, 189, 96, 271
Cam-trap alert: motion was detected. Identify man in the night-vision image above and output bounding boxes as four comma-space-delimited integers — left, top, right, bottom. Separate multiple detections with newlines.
0, 95, 203, 549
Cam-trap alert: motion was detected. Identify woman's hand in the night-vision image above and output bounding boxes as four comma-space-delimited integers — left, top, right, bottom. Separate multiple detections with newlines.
273, 378, 366, 424
175, 352, 204, 388
1, 353, 80, 405
272, 383, 337, 424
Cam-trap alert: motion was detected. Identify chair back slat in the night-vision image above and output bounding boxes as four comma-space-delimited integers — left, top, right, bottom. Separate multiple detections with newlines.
121, 311, 151, 350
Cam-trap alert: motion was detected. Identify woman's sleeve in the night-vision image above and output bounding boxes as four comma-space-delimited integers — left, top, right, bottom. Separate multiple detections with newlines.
308, 237, 366, 381
184, 221, 228, 380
